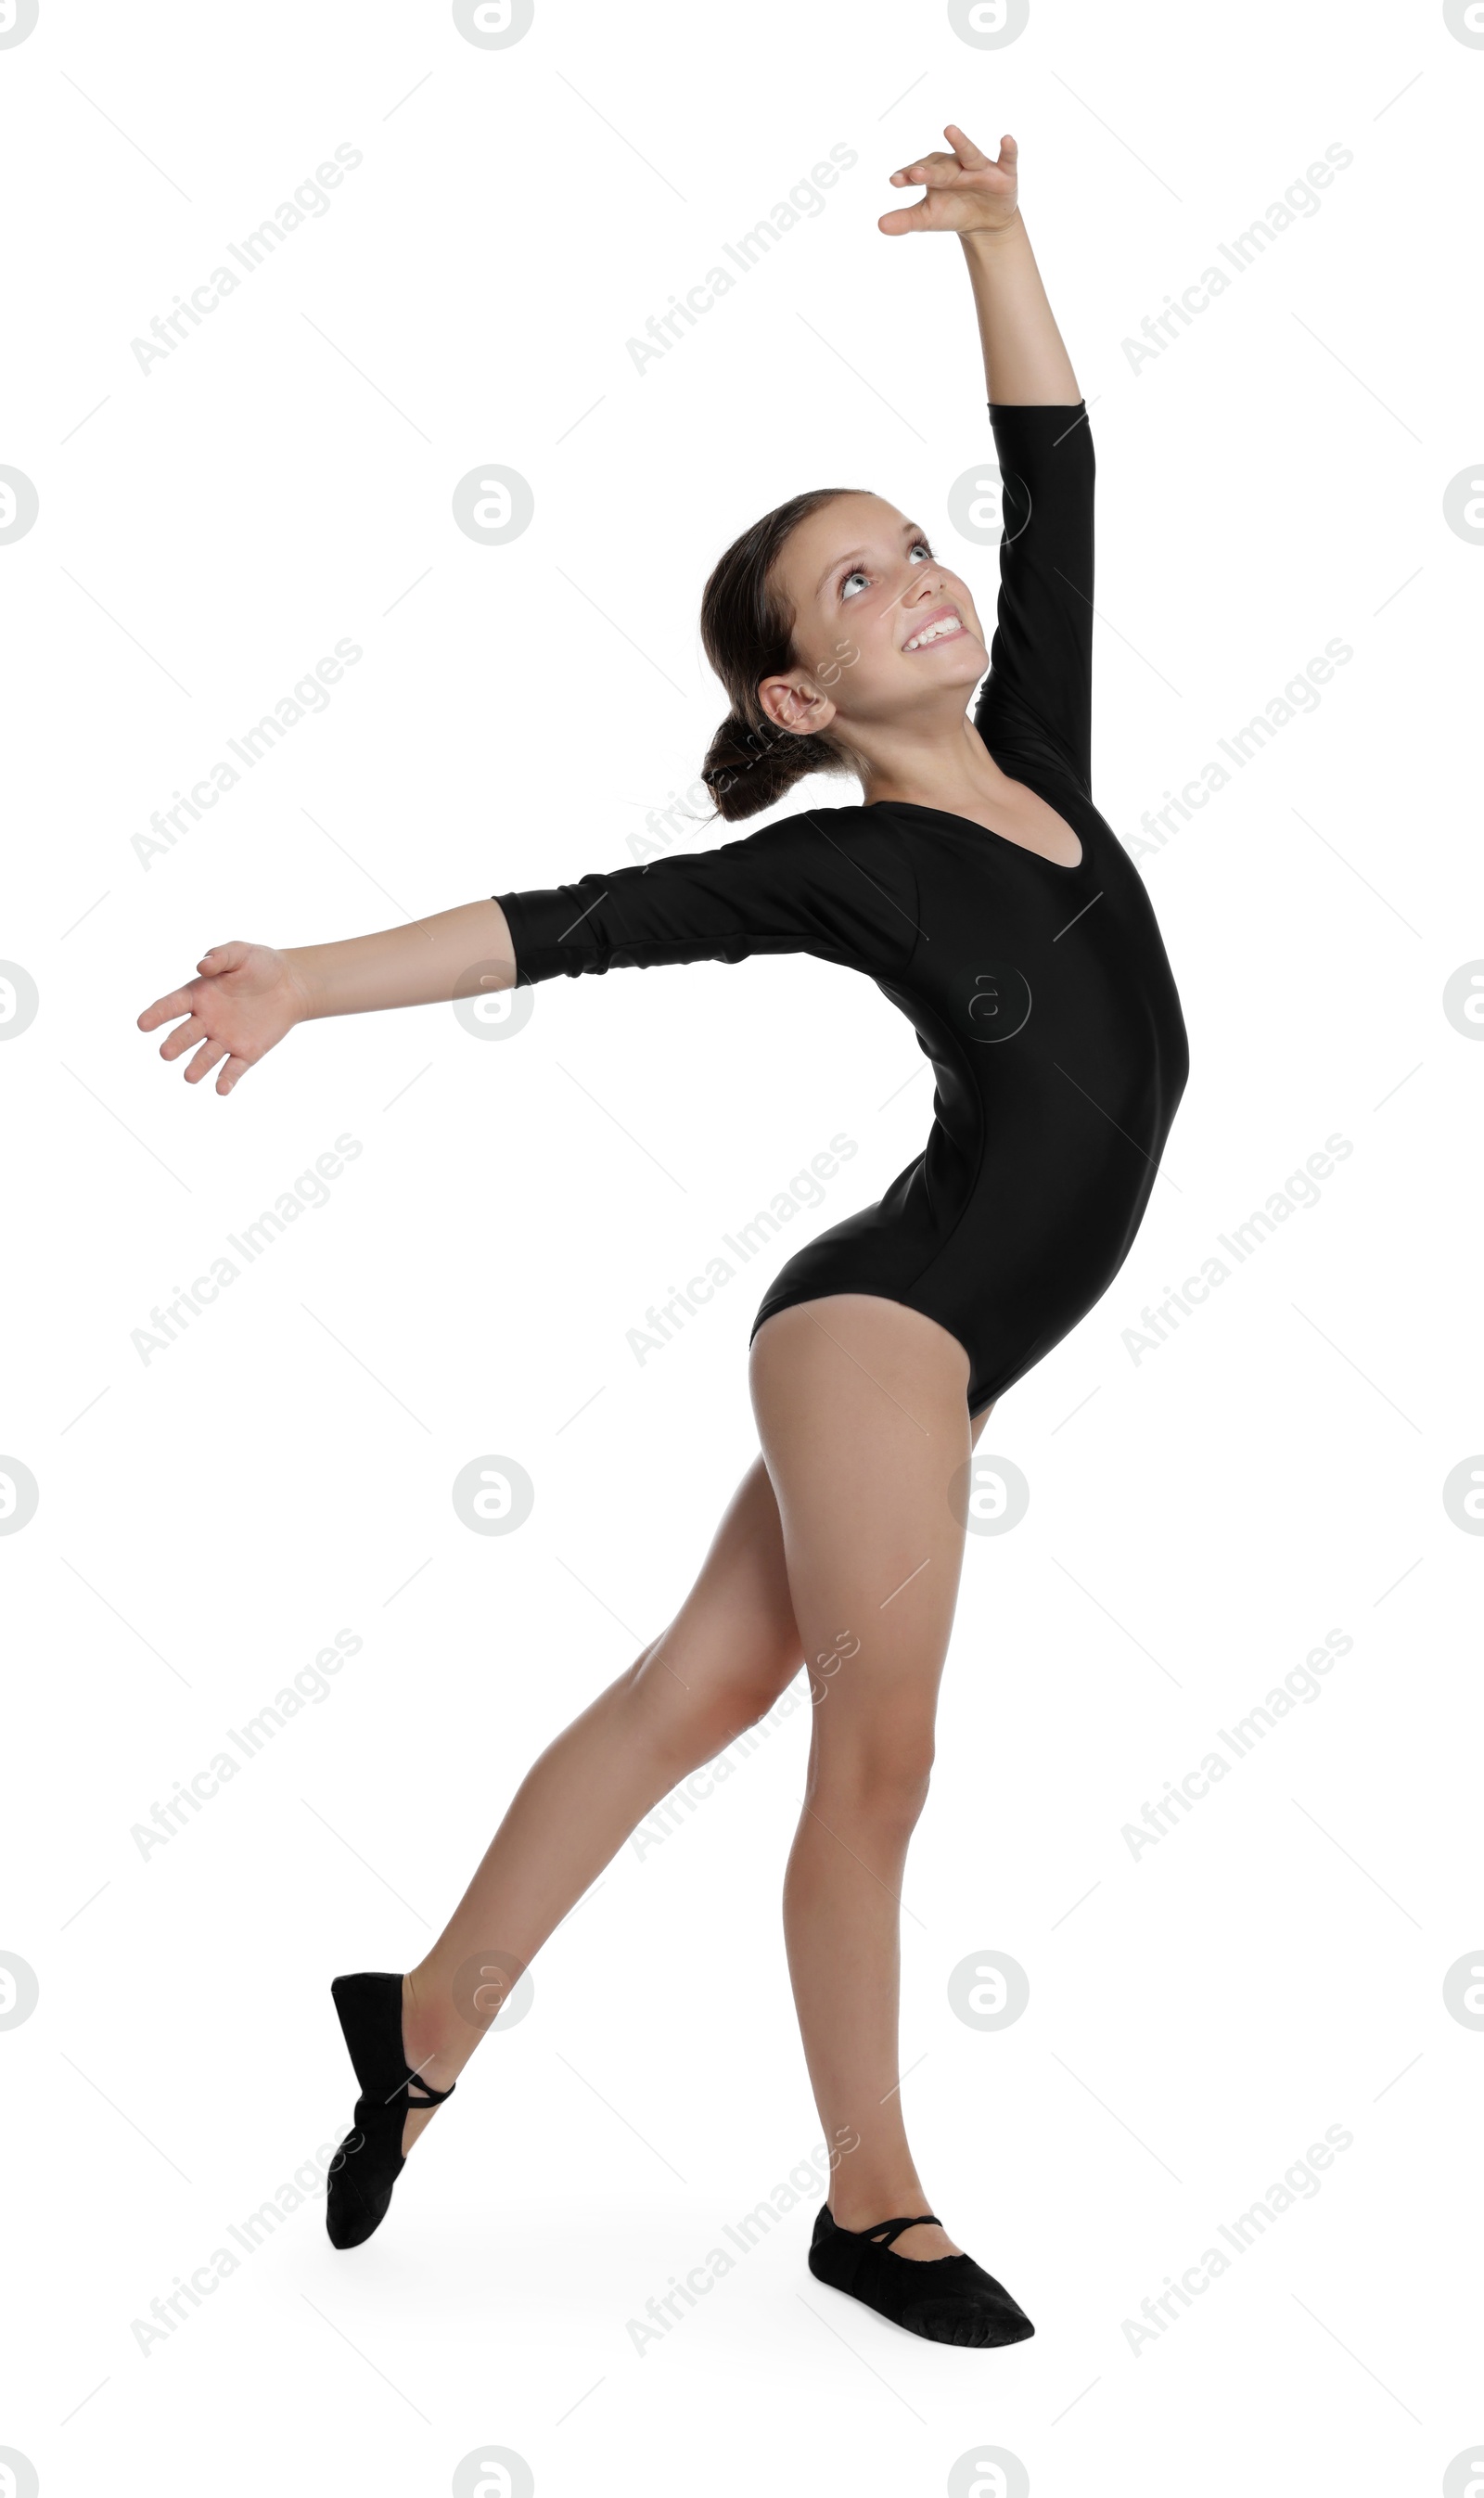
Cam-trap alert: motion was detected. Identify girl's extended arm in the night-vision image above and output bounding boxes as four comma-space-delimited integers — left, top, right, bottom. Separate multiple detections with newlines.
287, 898, 515, 1018
881, 125, 1080, 404
136, 898, 516, 1095
141, 123, 1068, 1102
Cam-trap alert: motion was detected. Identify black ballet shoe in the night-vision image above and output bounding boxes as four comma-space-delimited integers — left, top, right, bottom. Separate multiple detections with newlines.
808, 2204, 1035, 2347
326, 1971, 456, 2250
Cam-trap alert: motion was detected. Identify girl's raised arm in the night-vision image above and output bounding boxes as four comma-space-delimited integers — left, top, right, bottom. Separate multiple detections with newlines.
881, 125, 1080, 404
884, 125, 1094, 787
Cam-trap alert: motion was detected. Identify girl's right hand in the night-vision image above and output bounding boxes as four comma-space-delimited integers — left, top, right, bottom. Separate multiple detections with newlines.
136, 940, 312, 1095
880, 125, 1019, 238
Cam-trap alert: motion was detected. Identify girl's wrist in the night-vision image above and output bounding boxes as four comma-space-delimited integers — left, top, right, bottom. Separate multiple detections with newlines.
281, 948, 326, 1021
960, 211, 1023, 251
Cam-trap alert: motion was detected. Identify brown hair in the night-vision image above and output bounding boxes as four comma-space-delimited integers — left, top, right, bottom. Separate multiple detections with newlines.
698, 485, 870, 824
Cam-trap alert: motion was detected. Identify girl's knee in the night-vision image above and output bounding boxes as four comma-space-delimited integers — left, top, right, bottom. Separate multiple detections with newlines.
632, 1629, 798, 1767
811, 1728, 937, 1825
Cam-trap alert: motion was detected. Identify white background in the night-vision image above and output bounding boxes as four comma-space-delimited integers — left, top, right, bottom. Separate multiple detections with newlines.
3, 1, 1481, 2492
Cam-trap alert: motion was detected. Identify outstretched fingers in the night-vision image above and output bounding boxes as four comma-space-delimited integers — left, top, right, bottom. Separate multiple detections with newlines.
157, 1011, 207, 1061
137, 944, 247, 1034
888, 125, 1004, 188
184, 1037, 230, 1086
950, 124, 1013, 173
888, 148, 966, 195
136, 983, 199, 1034
879, 127, 1016, 237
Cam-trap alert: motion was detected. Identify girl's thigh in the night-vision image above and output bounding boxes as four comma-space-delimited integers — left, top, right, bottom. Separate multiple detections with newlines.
748, 1294, 978, 1748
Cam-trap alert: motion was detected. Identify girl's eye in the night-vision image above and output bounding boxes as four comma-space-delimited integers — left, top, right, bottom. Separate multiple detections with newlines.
839, 542, 934, 599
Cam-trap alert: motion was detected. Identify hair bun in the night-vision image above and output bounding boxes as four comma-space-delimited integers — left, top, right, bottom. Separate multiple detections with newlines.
702, 712, 827, 823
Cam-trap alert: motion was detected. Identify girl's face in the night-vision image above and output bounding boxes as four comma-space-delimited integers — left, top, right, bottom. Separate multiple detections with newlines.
759, 493, 990, 753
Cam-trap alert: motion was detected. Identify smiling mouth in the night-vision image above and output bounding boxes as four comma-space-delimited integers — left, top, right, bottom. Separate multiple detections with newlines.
902, 611, 969, 653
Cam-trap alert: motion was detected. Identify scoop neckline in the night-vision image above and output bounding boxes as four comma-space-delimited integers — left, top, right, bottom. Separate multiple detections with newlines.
864, 798, 1086, 876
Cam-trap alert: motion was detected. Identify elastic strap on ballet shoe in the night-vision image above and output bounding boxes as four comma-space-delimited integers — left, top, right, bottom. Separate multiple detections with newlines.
382, 2063, 457, 2110
862, 2213, 940, 2247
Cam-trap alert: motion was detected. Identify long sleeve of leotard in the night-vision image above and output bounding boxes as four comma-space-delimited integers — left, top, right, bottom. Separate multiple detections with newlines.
973, 400, 1094, 794
493, 803, 921, 987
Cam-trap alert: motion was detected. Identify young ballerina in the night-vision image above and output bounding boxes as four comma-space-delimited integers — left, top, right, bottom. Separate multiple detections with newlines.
137, 125, 1187, 2349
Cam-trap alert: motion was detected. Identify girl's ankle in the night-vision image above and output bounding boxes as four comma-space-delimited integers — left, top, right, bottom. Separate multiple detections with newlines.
400, 1972, 465, 2084
829, 2190, 929, 2231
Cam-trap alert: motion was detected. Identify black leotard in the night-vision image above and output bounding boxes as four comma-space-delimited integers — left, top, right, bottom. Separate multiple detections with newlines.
493, 402, 1189, 1417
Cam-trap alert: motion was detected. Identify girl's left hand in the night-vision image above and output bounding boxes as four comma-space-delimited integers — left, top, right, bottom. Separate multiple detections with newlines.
879, 125, 1018, 237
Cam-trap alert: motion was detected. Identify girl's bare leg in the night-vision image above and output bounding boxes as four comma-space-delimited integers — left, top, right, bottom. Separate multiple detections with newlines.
395, 1450, 806, 2150
394, 1294, 991, 2228
749, 1293, 991, 2262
